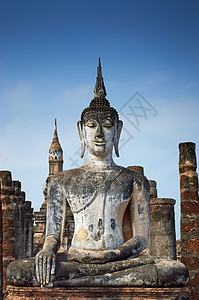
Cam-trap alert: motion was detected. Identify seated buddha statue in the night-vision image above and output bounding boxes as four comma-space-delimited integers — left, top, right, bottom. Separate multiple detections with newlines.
7, 58, 189, 288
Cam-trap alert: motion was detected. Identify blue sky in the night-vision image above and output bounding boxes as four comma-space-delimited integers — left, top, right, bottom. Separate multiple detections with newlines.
0, 0, 198, 239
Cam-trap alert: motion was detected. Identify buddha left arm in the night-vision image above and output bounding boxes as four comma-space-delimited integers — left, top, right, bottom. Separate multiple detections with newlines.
129, 175, 150, 251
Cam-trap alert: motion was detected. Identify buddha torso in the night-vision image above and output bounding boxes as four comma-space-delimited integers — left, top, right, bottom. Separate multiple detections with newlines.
46, 166, 143, 251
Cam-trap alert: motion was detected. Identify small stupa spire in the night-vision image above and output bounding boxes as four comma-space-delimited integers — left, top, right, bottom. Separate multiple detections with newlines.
93, 57, 107, 99
49, 118, 62, 152
49, 118, 63, 175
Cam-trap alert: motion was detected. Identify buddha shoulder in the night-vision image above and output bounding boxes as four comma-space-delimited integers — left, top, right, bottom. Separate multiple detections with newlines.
47, 167, 149, 192
118, 168, 150, 193
48, 167, 86, 186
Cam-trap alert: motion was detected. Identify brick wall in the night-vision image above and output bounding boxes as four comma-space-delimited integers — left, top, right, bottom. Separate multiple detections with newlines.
179, 142, 199, 296
0, 171, 34, 298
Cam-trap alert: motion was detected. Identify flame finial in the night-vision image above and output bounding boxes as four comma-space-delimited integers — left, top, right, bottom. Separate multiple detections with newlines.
93, 57, 107, 99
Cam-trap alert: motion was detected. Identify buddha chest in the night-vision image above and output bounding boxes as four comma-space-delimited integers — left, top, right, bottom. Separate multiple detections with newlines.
64, 168, 134, 250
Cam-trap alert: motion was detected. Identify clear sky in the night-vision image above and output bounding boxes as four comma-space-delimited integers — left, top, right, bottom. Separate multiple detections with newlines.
0, 0, 198, 239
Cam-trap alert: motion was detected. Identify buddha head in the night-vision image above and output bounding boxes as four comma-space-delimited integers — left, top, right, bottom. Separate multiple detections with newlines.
77, 58, 123, 158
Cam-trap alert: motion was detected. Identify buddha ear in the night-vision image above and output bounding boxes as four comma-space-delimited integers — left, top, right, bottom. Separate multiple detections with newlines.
77, 121, 85, 158
114, 120, 123, 157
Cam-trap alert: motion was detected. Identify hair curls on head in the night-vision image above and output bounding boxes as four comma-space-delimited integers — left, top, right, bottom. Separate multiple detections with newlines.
81, 98, 119, 122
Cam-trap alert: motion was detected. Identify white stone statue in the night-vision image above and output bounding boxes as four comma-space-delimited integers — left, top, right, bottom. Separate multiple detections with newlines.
7, 58, 189, 288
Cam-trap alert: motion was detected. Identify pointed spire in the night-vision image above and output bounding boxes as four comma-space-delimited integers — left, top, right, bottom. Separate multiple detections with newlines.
49, 118, 63, 152
49, 119, 63, 175
81, 58, 119, 121
55, 118, 57, 132
93, 57, 107, 99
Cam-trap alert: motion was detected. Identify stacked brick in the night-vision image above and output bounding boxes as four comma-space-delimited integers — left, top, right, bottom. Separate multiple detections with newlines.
24, 201, 34, 258
0, 171, 34, 298
0, 195, 2, 296
33, 182, 48, 256
12, 181, 25, 260
6, 286, 191, 300
127, 165, 144, 175
0, 171, 15, 297
179, 142, 199, 296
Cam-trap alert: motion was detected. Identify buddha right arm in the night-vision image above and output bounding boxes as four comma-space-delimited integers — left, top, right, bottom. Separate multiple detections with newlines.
35, 177, 64, 286
35, 234, 60, 286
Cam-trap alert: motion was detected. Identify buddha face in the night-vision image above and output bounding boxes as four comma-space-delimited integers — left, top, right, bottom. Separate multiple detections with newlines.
78, 111, 123, 158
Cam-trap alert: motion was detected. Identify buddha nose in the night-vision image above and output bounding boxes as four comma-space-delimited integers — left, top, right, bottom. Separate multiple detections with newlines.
96, 124, 104, 138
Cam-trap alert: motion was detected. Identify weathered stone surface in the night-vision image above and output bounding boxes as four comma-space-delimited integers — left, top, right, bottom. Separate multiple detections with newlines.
181, 200, 199, 215
54, 259, 188, 287
181, 256, 199, 270
6, 258, 37, 287
149, 198, 177, 260
179, 142, 197, 167
0, 171, 12, 188
45, 167, 149, 252
154, 259, 189, 287
148, 180, 157, 199
181, 219, 199, 233
7, 253, 189, 288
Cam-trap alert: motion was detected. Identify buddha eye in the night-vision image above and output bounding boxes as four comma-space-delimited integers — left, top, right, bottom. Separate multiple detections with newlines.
86, 120, 97, 127
102, 119, 113, 128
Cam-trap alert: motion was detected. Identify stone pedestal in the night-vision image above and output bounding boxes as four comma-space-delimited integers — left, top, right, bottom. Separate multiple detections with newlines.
149, 198, 177, 260
6, 285, 191, 300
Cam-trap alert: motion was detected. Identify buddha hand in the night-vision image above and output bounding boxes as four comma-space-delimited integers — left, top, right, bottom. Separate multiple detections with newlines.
35, 248, 56, 286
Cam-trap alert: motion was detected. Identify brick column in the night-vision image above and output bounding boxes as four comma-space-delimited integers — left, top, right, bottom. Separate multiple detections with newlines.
148, 180, 157, 199
0, 171, 15, 297
33, 181, 48, 256
149, 198, 177, 260
12, 181, 25, 260
127, 166, 144, 175
24, 201, 34, 258
0, 182, 2, 299
33, 213, 46, 255
179, 142, 199, 291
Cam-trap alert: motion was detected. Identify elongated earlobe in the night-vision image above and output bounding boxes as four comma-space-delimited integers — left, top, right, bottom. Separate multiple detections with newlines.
114, 120, 123, 157
77, 121, 85, 158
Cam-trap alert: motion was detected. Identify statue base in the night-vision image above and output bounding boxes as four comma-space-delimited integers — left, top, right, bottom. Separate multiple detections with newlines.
6, 285, 190, 300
